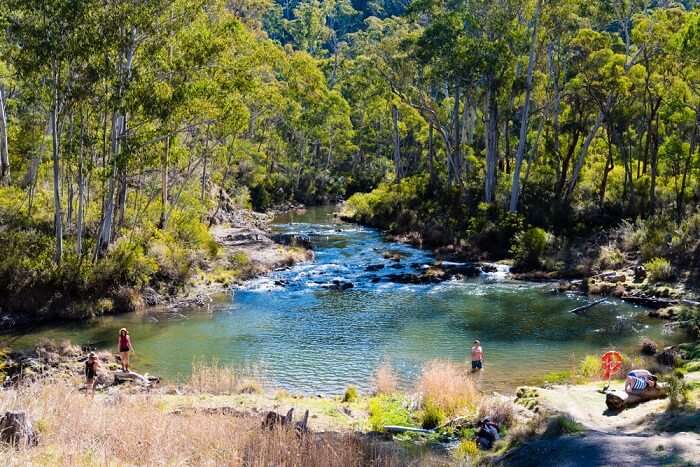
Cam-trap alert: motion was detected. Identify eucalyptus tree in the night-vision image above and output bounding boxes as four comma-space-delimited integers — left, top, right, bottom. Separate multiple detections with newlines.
5, 0, 104, 264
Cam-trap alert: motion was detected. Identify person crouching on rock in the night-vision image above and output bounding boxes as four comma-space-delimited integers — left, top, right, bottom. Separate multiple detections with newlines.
85, 352, 100, 396
625, 369, 657, 395
118, 328, 135, 372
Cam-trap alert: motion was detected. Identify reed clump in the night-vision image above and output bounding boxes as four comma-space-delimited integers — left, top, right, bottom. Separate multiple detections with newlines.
188, 359, 263, 395
417, 359, 479, 418
372, 361, 399, 395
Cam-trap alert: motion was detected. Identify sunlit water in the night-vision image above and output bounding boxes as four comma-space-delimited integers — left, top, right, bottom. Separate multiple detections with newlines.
3, 207, 683, 394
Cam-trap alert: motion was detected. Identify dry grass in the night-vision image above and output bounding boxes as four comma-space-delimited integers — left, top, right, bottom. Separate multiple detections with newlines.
188, 359, 263, 395
373, 361, 399, 395
0, 381, 436, 466
477, 397, 516, 428
417, 359, 479, 417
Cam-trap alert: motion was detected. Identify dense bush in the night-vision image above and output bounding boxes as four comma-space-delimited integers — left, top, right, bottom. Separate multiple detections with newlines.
644, 257, 674, 283
510, 227, 551, 271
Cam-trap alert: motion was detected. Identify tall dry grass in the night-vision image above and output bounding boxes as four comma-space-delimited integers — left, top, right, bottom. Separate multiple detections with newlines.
0, 381, 440, 466
188, 359, 262, 395
417, 359, 479, 417
373, 361, 399, 395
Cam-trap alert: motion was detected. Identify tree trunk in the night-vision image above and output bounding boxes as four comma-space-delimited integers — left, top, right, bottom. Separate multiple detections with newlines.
76, 116, 86, 257
564, 109, 605, 201
484, 76, 499, 203
509, 0, 541, 213
599, 123, 615, 208
452, 81, 462, 186
428, 122, 436, 186
677, 105, 700, 219
0, 85, 9, 185
392, 104, 401, 183
159, 136, 170, 228
51, 73, 63, 265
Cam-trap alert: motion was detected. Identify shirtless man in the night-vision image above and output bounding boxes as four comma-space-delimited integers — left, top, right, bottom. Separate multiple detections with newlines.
471, 340, 484, 371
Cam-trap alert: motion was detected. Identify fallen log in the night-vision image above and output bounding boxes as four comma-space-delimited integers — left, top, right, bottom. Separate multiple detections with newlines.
0, 411, 39, 447
605, 386, 667, 411
569, 299, 606, 314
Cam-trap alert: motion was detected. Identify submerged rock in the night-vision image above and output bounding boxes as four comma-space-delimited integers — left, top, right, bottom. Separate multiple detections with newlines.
321, 280, 354, 291
365, 264, 385, 272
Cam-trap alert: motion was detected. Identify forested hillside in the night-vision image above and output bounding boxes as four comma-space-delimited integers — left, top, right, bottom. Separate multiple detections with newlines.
0, 0, 699, 319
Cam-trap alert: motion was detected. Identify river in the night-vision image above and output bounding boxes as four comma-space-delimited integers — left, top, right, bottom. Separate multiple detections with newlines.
3, 207, 683, 394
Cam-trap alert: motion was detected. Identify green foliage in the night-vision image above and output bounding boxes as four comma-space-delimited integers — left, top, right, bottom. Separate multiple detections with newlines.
677, 307, 700, 338
543, 415, 585, 437
578, 355, 601, 379
342, 385, 359, 403
511, 227, 550, 271
453, 439, 479, 461
419, 399, 445, 429
664, 371, 690, 409
367, 395, 413, 432
645, 257, 674, 283
97, 239, 158, 289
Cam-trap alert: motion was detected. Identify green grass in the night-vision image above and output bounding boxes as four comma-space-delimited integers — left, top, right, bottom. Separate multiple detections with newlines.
367, 395, 413, 432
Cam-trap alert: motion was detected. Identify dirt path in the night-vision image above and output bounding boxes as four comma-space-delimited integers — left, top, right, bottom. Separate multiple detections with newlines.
501, 374, 700, 466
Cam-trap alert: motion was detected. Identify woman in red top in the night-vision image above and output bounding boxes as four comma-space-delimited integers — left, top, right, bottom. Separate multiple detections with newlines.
118, 328, 135, 371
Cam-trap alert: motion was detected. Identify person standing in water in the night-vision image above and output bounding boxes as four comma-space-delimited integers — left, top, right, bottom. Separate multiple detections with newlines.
118, 328, 135, 371
471, 340, 484, 371
85, 352, 100, 396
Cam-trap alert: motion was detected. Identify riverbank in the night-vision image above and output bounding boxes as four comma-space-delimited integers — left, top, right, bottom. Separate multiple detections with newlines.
2, 339, 699, 466
0, 207, 313, 332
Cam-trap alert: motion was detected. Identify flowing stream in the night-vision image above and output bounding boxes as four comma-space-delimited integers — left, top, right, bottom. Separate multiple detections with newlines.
4, 207, 683, 394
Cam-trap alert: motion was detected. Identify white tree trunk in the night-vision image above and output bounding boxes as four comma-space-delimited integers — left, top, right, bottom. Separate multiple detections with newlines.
0, 85, 9, 184
51, 74, 63, 265
509, 0, 542, 213
484, 78, 499, 203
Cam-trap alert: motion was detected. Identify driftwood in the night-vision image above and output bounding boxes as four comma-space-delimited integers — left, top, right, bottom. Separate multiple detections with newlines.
262, 408, 309, 435
569, 299, 606, 314
0, 411, 39, 447
605, 386, 667, 411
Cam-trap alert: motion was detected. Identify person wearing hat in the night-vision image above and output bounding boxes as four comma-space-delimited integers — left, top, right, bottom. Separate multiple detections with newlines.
118, 328, 135, 372
85, 352, 100, 396
471, 339, 484, 371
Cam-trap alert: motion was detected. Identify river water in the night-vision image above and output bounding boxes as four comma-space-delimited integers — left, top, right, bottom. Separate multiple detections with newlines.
3, 207, 682, 394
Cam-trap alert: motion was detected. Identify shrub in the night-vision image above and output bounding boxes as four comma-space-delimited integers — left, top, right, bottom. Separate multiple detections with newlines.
644, 257, 673, 283
597, 245, 625, 270
453, 439, 479, 461
367, 395, 413, 432
477, 397, 515, 428
578, 355, 601, 379
664, 371, 689, 409
372, 361, 399, 395
677, 306, 700, 338
343, 385, 359, 403
97, 238, 158, 288
420, 400, 445, 429
640, 338, 658, 356
510, 227, 550, 270
417, 360, 479, 417
543, 415, 585, 437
